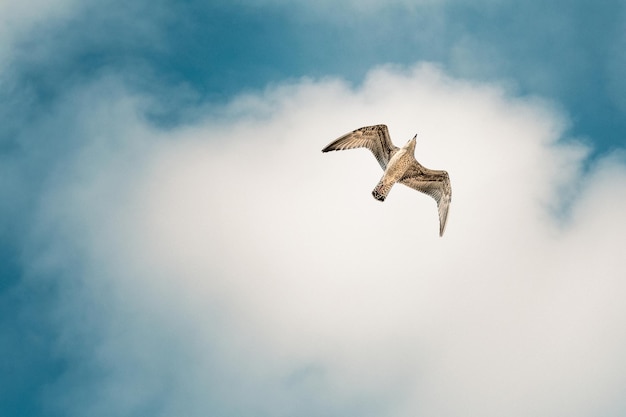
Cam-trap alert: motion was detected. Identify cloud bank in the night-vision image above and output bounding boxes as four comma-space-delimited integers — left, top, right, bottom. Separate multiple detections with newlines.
10, 62, 625, 417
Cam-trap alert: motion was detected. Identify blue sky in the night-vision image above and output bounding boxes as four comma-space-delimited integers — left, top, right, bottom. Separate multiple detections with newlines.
5, 1, 626, 144
2, 1, 626, 416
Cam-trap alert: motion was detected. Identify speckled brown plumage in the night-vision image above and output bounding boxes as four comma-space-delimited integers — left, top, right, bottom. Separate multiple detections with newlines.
322, 124, 452, 236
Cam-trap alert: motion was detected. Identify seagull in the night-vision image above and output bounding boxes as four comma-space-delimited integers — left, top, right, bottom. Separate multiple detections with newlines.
322, 124, 452, 236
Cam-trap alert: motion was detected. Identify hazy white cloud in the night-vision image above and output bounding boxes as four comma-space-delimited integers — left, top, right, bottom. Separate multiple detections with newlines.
0, 0, 80, 63
25, 63, 626, 416
233, 0, 505, 13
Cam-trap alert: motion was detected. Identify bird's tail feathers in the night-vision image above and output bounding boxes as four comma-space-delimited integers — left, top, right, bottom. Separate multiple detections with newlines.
372, 180, 392, 202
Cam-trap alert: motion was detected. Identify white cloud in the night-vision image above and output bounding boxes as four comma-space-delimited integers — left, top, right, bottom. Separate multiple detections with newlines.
27, 63, 626, 416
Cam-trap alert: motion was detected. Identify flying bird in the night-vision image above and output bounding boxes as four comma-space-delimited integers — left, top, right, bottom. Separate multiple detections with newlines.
322, 124, 451, 236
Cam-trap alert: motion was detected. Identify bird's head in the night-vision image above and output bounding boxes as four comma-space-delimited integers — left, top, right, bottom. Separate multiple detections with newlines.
405, 133, 417, 151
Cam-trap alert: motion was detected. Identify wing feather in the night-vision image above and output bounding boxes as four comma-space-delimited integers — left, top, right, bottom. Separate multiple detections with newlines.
322, 124, 398, 170
400, 167, 451, 237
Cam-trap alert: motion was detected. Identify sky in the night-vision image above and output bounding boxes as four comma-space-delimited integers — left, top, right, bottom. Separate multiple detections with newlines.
1, 1, 626, 416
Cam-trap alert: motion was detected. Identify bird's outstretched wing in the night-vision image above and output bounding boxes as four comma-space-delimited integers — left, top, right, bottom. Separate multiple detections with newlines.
400, 166, 451, 237
322, 124, 399, 170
